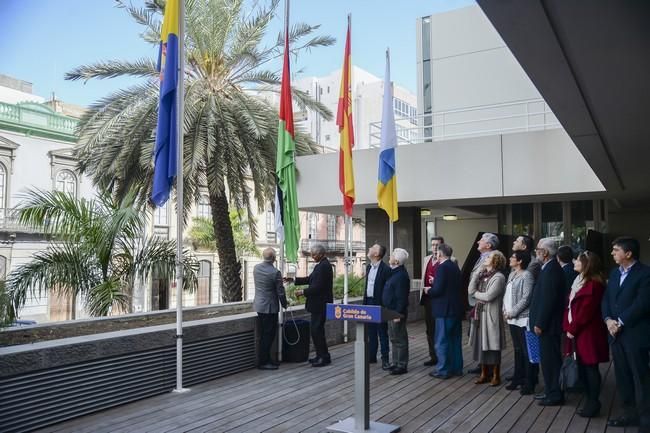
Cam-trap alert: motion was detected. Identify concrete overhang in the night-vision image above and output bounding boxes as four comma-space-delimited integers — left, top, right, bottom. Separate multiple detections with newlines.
477, 0, 650, 203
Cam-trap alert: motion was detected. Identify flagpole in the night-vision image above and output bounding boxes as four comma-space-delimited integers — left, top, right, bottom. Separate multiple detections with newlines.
174, 0, 187, 393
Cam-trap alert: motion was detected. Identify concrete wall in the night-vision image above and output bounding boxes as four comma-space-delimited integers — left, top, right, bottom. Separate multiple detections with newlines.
296, 128, 604, 211
607, 207, 650, 265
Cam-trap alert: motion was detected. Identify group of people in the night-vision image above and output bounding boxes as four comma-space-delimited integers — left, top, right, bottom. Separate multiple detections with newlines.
252, 232, 650, 432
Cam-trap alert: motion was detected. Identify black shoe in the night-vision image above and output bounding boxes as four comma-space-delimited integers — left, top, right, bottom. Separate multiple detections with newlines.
369, 358, 377, 364
607, 416, 639, 427
308, 356, 321, 364
429, 371, 450, 379
468, 366, 481, 374
505, 375, 514, 381
534, 393, 546, 400
390, 367, 407, 375
577, 401, 601, 418
538, 398, 564, 407
270, 360, 280, 366
519, 386, 534, 395
423, 359, 436, 367
258, 363, 278, 370
505, 382, 521, 391
312, 358, 331, 367
382, 359, 391, 370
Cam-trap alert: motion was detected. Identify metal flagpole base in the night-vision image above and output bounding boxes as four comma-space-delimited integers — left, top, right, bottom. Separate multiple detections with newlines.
173, 387, 190, 393
327, 418, 400, 433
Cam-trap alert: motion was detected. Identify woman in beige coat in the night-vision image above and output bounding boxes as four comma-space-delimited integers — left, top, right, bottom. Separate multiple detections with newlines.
468, 250, 507, 386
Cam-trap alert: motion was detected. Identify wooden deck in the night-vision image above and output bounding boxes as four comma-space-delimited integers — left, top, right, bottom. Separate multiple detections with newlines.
37, 321, 637, 433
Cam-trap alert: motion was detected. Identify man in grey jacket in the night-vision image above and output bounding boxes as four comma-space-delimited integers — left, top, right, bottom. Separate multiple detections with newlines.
253, 248, 288, 370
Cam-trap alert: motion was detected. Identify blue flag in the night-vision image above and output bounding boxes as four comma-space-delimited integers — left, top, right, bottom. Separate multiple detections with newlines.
152, 0, 180, 207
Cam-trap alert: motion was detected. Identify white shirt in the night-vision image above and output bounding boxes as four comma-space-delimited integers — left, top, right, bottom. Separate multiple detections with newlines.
366, 261, 380, 297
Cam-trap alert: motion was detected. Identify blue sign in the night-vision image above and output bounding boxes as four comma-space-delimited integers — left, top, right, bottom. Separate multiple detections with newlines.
326, 304, 383, 323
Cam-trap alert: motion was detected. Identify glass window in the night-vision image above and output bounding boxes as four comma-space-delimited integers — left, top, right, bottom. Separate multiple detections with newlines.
423, 60, 432, 114
0, 255, 6, 280
154, 204, 168, 226
197, 195, 210, 219
56, 170, 77, 197
571, 200, 594, 252
327, 215, 336, 240
0, 164, 6, 217
422, 17, 431, 61
541, 202, 564, 242
512, 203, 534, 237
308, 213, 318, 238
197, 260, 211, 305
266, 209, 276, 242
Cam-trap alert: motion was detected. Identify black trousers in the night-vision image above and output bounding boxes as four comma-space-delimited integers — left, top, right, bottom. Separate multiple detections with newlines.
310, 311, 330, 360
509, 324, 526, 384
423, 299, 437, 362
611, 338, 650, 429
540, 333, 563, 402
578, 363, 602, 405
257, 312, 278, 365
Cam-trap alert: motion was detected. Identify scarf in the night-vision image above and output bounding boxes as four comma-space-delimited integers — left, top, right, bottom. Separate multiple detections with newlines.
567, 275, 585, 324
473, 269, 496, 320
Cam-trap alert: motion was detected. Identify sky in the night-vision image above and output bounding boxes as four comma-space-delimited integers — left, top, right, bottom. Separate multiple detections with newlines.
0, 0, 475, 107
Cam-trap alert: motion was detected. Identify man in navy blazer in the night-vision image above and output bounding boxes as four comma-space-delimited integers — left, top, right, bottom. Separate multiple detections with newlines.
363, 244, 392, 370
426, 243, 463, 379
529, 238, 567, 406
602, 237, 650, 431
292, 244, 334, 367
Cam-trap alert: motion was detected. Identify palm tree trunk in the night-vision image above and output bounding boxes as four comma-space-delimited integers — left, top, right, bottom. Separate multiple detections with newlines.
209, 192, 242, 302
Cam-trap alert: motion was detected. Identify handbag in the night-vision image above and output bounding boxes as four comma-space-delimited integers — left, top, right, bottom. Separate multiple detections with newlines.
559, 339, 581, 392
524, 329, 540, 364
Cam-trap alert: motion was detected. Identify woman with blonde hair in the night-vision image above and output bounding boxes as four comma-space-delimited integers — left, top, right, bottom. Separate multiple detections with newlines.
469, 250, 507, 386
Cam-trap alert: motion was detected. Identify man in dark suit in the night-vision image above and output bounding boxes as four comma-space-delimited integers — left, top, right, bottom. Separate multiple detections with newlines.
529, 238, 567, 406
253, 248, 287, 370
557, 245, 578, 290
291, 244, 334, 367
421, 236, 444, 367
382, 248, 411, 375
426, 243, 463, 379
363, 243, 392, 370
602, 237, 650, 431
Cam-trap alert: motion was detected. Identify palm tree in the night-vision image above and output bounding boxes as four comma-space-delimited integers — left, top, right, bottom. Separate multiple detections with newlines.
3, 189, 198, 323
65, 0, 333, 302
189, 211, 259, 258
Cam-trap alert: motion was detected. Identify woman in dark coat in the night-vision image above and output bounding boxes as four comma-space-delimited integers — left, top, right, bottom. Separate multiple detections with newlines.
563, 250, 608, 418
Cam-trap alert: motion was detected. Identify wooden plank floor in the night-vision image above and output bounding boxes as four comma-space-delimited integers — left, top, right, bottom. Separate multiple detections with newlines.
37, 321, 636, 433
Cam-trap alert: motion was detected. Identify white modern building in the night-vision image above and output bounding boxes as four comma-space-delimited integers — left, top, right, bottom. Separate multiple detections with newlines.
293, 5, 631, 279
292, 66, 417, 151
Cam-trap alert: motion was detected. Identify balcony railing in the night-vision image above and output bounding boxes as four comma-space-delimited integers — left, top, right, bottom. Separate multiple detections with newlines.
0, 101, 79, 142
300, 238, 365, 255
368, 98, 561, 147
0, 208, 44, 234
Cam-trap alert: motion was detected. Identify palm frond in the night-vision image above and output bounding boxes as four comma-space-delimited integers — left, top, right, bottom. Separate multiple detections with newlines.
65, 59, 158, 82
84, 278, 130, 317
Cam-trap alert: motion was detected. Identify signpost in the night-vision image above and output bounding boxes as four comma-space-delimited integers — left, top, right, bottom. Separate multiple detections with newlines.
325, 304, 401, 433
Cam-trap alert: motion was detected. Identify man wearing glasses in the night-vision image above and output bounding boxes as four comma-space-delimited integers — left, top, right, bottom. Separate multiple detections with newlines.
529, 238, 566, 406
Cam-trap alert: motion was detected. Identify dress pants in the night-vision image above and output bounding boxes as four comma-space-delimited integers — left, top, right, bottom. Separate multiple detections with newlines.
578, 363, 602, 407
388, 318, 409, 369
509, 324, 526, 385
366, 297, 389, 361
257, 312, 278, 365
434, 317, 463, 376
423, 298, 437, 362
310, 311, 330, 360
539, 333, 563, 402
611, 338, 650, 430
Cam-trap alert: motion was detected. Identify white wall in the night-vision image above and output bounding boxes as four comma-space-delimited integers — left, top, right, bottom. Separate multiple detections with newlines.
296, 128, 605, 210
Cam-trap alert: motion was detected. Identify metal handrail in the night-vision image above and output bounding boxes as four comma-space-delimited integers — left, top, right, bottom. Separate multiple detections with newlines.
368, 98, 561, 147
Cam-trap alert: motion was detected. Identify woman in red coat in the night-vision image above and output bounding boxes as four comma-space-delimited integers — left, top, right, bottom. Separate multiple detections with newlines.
563, 250, 609, 418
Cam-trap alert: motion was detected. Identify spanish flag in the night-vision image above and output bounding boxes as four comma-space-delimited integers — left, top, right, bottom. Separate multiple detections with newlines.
337, 17, 355, 217
152, 0, 180, 207
377, 49, 399, 222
